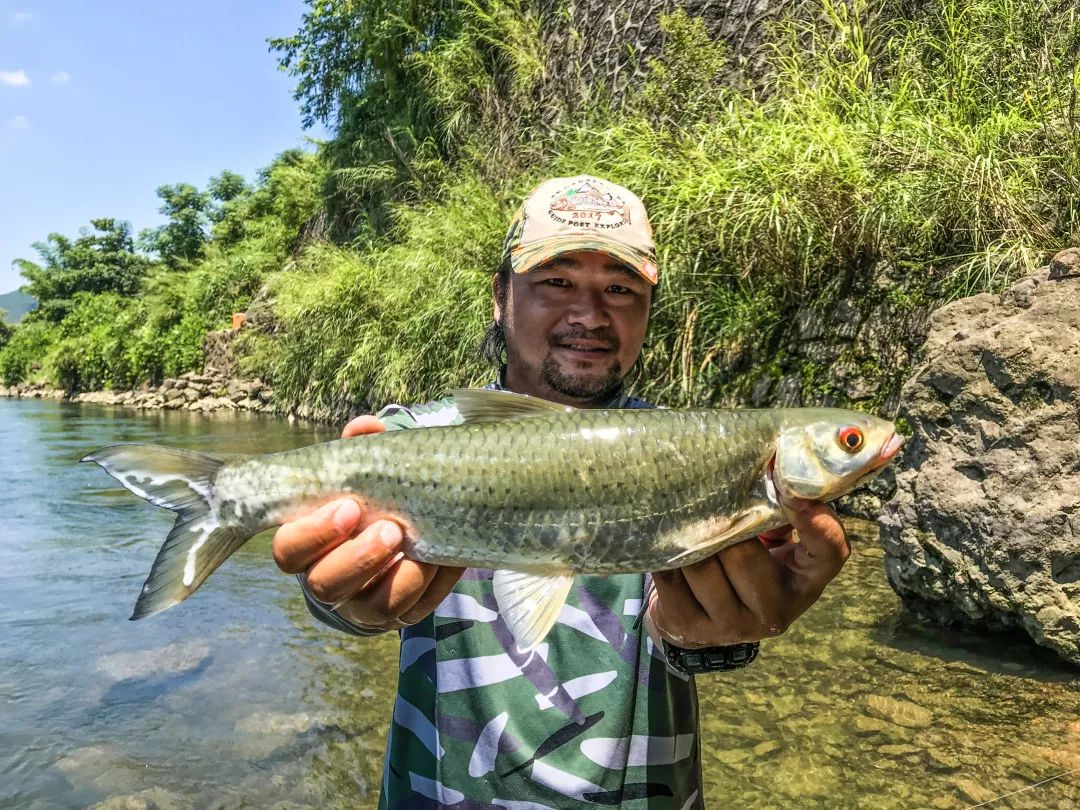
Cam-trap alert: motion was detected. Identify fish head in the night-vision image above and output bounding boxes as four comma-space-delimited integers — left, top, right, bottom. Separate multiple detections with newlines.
773, 409, 904, 501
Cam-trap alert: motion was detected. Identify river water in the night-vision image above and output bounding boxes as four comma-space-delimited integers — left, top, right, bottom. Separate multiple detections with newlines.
1, 398, 1078, 809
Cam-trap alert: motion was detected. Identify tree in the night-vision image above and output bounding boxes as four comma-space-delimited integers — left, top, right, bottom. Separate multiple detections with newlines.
207, 170, 253, 248
139, 183, 212, 268
17, 219, 148, 322
0, 312, 11, 350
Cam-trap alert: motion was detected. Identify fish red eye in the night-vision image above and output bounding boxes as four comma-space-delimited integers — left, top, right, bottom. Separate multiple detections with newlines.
838, 427, 864, 453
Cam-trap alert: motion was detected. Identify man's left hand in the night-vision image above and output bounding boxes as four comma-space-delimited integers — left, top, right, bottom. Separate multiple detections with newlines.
645, 498, 849, 647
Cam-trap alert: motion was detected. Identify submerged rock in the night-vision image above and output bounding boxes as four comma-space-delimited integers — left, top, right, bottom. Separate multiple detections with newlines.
880, 259, 1080, 664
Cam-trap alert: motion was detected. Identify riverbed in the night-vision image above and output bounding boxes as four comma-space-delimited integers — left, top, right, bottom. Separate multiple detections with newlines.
1, 399, 1078, 809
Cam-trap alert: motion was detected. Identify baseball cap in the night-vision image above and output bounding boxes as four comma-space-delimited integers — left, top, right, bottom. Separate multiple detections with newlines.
500, 175, 658, 285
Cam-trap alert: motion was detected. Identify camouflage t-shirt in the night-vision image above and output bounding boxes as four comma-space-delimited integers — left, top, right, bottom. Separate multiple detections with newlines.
302, 388, 705, 809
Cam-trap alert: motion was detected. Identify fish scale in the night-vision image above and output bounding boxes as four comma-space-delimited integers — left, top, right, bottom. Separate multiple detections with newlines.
82, 388, 902, 649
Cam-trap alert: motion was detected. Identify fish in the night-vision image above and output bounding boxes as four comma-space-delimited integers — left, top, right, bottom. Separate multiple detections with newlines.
82, 388, 904, 651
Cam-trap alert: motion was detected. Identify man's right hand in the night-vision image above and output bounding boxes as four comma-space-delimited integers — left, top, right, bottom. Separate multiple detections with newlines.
272, 415, 465, 631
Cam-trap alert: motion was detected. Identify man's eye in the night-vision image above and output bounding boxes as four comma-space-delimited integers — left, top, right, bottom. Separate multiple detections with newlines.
543, 278, 570, 287
607, 285, 631, 294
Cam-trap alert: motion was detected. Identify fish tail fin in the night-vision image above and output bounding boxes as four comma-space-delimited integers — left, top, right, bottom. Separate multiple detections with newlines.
81, 444, 252, 620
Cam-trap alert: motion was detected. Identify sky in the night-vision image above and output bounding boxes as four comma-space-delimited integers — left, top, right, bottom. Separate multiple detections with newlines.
0, 0, 327, 294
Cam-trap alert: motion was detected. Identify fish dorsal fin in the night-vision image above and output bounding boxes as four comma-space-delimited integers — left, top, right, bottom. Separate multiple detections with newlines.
451, 389, 576, 423
493, 569, 576, 651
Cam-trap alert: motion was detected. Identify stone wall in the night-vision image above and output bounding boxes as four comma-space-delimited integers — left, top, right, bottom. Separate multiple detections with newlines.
1, 373, 275, 415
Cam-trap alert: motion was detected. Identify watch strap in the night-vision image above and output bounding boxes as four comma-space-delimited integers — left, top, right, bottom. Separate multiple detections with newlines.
661, 639, 759, 674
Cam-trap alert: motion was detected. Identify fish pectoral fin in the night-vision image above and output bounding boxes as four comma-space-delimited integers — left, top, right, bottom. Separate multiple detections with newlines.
451, 389, 576, 423
663, 506, 775, 567
492, 569, 575, 652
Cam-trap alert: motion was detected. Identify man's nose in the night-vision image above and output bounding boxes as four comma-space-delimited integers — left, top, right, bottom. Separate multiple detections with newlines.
566, 292, 609, 329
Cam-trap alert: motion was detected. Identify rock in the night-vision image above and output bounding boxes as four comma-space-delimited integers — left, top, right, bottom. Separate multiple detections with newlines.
181, 388, 199, 403
235, 710, 324, 736
926, 747, 962, 771
164, 387, 184, 402
752, 740, 781, 757
97, 641, 212, 680
714, 748, 752, 765
879, 744, 921, 756
865, 695, 932, 728
1048, 247, 1080, 280
774, 374, 802, 406
87, 788, 191, 810
854, 716, 889, 735
951, 778, 997, 805
879, 267, 1080, 664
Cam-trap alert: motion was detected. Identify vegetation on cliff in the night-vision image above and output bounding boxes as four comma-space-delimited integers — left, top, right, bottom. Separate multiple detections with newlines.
2, 0, 1078, 420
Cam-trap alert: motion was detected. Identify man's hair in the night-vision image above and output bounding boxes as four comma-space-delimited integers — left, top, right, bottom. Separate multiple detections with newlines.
479, 257, 513, 368
477, 256, 659, 370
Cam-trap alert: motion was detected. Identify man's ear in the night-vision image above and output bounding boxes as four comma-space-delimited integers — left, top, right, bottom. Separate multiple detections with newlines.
492, 272, 504, 324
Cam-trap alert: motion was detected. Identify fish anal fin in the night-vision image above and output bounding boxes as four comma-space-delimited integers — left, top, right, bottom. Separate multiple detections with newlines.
663, 506, 776, 567
451, 389, 575, 424
492, 569, 575, 651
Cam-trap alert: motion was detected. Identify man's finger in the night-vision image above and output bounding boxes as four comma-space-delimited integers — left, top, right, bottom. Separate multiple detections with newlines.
342, 415, 386, 439
678, 554, 739, 623
714, 538, 790, 634
273, 498, 364, 574
399, 565, 467, 625
782, 498, 849, 578
302, 519, 405, 604
649, 569, 706, 641
340, 559, 439, 626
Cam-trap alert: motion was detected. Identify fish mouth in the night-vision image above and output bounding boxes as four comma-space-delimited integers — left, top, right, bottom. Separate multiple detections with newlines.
876, 432, 905, 465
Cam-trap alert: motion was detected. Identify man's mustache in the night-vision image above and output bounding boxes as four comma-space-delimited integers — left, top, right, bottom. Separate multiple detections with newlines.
548, 330, 619, 350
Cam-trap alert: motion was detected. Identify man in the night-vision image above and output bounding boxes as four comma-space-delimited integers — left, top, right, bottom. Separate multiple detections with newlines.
273, 176, 849, 808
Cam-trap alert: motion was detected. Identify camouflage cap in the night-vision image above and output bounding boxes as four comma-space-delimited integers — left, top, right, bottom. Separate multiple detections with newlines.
501, 175, 658, 284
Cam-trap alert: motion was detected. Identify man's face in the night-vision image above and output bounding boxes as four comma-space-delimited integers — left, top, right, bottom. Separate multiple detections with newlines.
495, 250, 653, 406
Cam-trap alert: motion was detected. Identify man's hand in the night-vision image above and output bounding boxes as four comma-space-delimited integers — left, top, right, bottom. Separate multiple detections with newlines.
272, 415, 464, 631
646, 498, 849, 647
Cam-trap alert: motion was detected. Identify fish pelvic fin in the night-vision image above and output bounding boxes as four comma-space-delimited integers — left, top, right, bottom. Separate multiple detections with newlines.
493, 569, 575, 652
662, 505, 776, 568
81, 444, 250, 620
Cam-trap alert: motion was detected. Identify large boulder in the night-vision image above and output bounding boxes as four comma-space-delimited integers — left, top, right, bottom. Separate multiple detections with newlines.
879, 251, 1080, 664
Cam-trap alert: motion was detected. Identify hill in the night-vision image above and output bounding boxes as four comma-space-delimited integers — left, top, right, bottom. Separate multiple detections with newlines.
0, 289, 36, 324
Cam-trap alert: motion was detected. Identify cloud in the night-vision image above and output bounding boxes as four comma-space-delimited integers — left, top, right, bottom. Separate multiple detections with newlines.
9, 11, 31, 26
50, 71, 70, 85
0, 70, 30, 87
9, 115, 28, 129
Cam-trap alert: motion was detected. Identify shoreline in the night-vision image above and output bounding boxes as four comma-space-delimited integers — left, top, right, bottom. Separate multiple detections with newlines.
0, 372, 280, 417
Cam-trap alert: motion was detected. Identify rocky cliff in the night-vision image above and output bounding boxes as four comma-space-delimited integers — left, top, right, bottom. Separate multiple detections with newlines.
879, 249, 1080, 664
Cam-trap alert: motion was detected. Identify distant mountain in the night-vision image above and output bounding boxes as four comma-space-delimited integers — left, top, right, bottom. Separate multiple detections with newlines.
0, 289, 36, 324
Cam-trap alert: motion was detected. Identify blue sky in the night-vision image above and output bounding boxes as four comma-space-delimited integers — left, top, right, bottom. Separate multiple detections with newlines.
0, 0, 326, 294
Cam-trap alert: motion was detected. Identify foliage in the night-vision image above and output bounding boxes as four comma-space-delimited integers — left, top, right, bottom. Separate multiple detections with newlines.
138, 183, 212, 268
0, 320, 55, 385
16, 219, 149, 323
0, 315, 11, 350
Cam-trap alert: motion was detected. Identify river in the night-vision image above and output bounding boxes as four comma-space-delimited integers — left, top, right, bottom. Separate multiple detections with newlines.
1, 398, 1078, 809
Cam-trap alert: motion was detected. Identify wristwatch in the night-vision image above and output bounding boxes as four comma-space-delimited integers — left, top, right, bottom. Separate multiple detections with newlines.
661, 639, 759, 675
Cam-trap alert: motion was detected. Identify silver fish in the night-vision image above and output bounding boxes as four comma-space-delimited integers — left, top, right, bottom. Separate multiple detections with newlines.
83, 389, 903, 650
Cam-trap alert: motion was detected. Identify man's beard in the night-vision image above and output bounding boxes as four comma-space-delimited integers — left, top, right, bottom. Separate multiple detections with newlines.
539, 352, 623, 401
